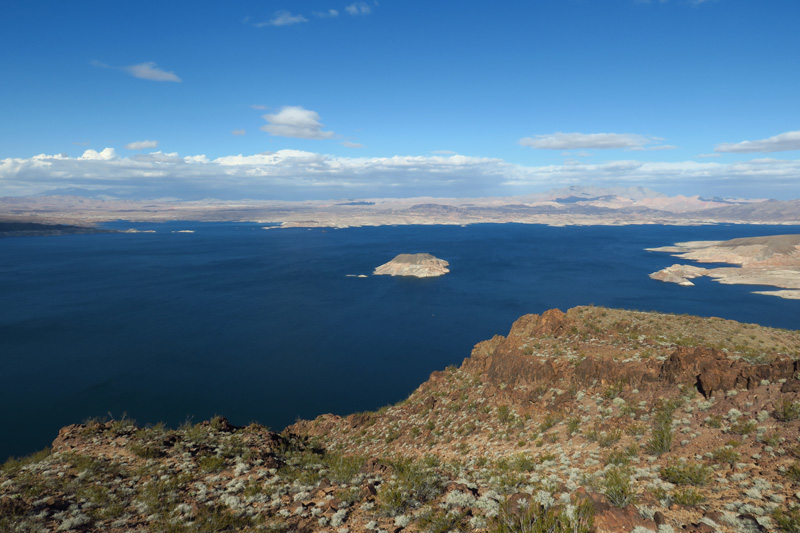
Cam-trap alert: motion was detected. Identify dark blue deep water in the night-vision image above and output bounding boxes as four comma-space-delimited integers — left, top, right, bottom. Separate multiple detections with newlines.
2, 222, 799, 459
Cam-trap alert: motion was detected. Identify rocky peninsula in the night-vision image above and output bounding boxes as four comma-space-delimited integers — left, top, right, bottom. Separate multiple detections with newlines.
373, 253, 450, 278
649, 234, 800, 299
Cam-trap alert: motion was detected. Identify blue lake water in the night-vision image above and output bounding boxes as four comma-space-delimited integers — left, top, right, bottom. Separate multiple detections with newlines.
2, 222, 799, 459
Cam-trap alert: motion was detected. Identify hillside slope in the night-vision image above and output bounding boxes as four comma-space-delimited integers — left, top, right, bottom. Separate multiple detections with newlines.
3, 307, 800, 532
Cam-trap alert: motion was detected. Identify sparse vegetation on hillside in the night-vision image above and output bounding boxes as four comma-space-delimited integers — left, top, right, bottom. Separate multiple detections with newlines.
3, 306, 800, 532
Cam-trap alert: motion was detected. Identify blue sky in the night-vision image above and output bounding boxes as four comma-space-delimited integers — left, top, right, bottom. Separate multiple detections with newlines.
1, 0, 799, 200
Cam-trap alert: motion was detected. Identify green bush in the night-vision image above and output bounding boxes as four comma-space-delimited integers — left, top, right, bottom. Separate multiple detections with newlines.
491, 498, 594, 533
784, 462, 800, 483
323, 453, 365, 484
774, 399, 800, 422
601, 466, 636, 507
671, 487, 706, 506
774, 507, 800, 533
645, 400, 676, 455
659, 462, 711, 486
728, 419, 757, 435
709, 447, 740, 466
597, 429, 622, 448
1, 448, 51, 476
377, 458, 444, 516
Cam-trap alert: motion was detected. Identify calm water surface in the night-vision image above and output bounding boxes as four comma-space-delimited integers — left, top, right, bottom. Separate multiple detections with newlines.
2, 222, 799, 459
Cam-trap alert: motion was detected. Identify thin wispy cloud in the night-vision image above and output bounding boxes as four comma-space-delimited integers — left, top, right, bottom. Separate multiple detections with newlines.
715, 131, 800, 153
261, 106, 336, 140
254, 10, 308, 27
346, 2, 372, 15
92, 60, 182, 82
250, 105, 268, 110
231, 129, 246, 136
313, 9, 339, 18
341, 141, 364, 148
125, 140, 159, 150
520, 132, 667, 151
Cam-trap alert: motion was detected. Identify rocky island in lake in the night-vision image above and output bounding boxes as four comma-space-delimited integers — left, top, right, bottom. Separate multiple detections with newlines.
373, 253, 450, 278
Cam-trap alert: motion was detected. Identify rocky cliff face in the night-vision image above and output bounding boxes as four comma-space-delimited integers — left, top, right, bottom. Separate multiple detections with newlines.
3, 307, 800, 533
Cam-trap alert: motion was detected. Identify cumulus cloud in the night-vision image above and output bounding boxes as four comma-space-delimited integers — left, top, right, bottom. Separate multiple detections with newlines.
93, 60, 182, 82
125, 140, 159, 150
255, 10, 308, 27
714, 131, 800, 153
78, 148, 117, 160
261, 106, 336, 139
232, 129, 246, 136
2, 148, 799, 200
520, 132, 665, 150
346, 2, 372, 15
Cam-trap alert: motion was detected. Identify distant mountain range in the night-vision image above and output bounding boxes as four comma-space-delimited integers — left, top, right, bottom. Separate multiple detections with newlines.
1, 186, 798, 228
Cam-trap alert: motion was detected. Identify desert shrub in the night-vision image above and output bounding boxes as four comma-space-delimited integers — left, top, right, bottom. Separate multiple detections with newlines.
130, 442, 165, 459
774, 399, 800, 422
728, 419, 757, 435
418, 508, 469, 533
709, 447, 740, 466
491, 498, 594, 533
539, 413, 561, 433
784, 462, 800, 483
659, 462, 711, 486
497, 405, 513, 424
774, 507, 800, 533
198, 455, 226, 473
646, 415, 673, 455
671, 487, 706, 506
625, 422, 647, 436
601, 466, 636, 507
1, 448, 51, 476
377, 458, 444, 516
597, 429, 622, 448
324, 453, 365, 484
567, 417, 581, 436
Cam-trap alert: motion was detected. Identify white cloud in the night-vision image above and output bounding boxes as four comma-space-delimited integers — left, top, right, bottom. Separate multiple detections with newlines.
232, 129, 246, 136
78, 148, 117, 160
696, 153, 722, 158
714, 131, 800, 153
520, 132, 661, 150
256, 10, 308, 27
3, 149, 800, 199
313, 9, 339, 17
93, 61, 182, 82
341, 141, 364, 148
346, 2, 372, 15
125, 140, 159, 150
261, 106, 336, 139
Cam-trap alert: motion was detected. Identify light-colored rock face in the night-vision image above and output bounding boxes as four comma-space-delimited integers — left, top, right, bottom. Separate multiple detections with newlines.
648, 234, 800, 298
373, 253, 450, 278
